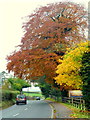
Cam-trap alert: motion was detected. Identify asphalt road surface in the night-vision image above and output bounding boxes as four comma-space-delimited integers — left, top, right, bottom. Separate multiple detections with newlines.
1, 100, 53, 118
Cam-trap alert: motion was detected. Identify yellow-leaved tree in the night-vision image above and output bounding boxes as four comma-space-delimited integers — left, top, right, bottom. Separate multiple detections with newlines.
54, 41, 89, 90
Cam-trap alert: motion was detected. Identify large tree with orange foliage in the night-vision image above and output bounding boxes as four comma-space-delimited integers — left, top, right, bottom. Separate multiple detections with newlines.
6, 2, 87, 85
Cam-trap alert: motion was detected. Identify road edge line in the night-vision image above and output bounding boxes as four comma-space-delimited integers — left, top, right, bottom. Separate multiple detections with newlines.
48, 103, 54, 118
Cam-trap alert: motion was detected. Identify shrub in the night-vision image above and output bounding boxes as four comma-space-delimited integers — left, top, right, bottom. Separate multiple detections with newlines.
2, 90, 20, 101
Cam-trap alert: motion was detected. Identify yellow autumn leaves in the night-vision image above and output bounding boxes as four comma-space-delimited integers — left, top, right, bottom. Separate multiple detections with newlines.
54, 41, 89, 90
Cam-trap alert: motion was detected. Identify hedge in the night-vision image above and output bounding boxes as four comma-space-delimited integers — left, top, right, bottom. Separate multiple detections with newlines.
1, 90, 20, 101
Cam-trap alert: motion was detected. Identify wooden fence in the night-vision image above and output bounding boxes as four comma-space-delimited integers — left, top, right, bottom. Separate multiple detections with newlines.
62, 97, 86, 110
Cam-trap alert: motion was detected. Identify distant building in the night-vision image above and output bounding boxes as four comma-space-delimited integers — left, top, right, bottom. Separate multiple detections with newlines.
22, 82, 41, 93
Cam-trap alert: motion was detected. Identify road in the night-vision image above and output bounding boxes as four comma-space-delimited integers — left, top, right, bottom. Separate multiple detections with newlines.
1, 100, 53, 118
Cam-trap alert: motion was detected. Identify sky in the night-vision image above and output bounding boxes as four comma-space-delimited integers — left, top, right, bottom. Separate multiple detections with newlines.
0, 0, 90, 73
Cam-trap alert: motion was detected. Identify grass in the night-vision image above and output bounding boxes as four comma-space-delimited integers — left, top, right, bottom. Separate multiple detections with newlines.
62, 103, 90, 118
0, 100, 15, 110
45, 97, 56, 102
45, 97, 90, 118
23, 92, 43, 97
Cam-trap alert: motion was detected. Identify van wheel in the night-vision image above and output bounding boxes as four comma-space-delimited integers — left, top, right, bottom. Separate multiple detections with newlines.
16, 102, 19, 105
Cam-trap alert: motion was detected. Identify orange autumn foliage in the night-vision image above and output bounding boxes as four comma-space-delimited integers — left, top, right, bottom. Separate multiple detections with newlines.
6, 2, 87, 85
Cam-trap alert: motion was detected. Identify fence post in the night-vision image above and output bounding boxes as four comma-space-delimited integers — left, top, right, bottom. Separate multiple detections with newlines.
71, 97, 73, 105
83, 100, 86, 110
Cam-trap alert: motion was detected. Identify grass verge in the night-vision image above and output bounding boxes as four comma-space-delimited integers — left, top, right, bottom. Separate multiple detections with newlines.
45, 97, 90, 118
45, 97, 56, 102
0, 100, 15, 110
62, 103, 90, 118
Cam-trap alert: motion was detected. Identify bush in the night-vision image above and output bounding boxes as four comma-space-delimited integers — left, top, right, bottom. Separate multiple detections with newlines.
2, 90, 20, 101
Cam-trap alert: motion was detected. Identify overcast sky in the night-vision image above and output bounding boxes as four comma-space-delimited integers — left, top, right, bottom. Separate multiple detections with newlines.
0, 0, 89, 73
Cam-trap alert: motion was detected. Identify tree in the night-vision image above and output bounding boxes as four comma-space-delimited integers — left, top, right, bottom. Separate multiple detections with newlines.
54, 41, 89, 90
6, 2, 87, 85
2, 80, 11, 90
7, 50, 59, 83
21, 2, 87, 50
80, 52, 90, 111
37, 75, 61, 99
8, 78, 31, 92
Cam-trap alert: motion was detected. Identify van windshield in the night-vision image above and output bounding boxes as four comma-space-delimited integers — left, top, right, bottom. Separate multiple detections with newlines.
17, 95, 25, 99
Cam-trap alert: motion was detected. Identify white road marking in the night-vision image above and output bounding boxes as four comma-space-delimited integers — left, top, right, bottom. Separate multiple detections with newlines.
24, 108, 28, 110
49, 104, 54, 118
45, 101, 54, 118
13, 113, 19, 117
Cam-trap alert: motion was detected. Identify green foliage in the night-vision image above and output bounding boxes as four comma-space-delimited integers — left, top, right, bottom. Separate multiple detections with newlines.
50, 87, 61, 101
80, 52, 90, 111
37, 75, 61, 99
1, 101, 14, 110
2, 80, 11, 90
2, 90, 19, 101
8, 78, 30, 91
1, 90, 19, 109
40, 82, 51, 98
35, 75, 49, 98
